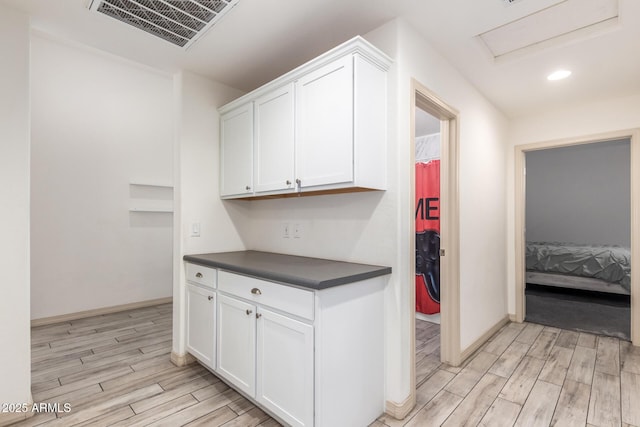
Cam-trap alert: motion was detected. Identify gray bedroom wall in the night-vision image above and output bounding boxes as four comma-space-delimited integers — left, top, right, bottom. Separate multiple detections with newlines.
525, 138, 630, 247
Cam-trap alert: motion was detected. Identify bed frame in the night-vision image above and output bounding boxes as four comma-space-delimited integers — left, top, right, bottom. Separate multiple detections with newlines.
526, 271, 630, 296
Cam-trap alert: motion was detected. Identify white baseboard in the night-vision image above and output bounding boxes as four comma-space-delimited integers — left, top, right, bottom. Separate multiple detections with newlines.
460, 315, 510, 362
171, 351, 196, 367
386, 315, 510, 422
416, 312, 441, 324
0, 411, 31, 426
385, 393, 415, 421
0, 395, 33, 426
31, 297, 173, 327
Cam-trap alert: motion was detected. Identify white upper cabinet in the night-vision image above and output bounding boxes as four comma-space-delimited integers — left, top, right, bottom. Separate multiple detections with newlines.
295, 55, 353, 189
254, 83, 295, 193
220, 103, 253, 197
218, 36, 390, 200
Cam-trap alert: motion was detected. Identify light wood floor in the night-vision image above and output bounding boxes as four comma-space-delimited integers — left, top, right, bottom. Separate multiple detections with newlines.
16, 304, 281, 427
17, 306, 640, 427
376, 319, 640, 427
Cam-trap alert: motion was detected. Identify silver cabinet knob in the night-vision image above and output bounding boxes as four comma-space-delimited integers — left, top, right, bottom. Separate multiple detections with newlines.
195, 272, 203, 278
295, 179, 301, 186
246, 309, 253, 315
256, 313, 262, 319
245, 185, 251, 190
251, 288, 262, 295
207, 295, 213, 301
286, 180, 292, 185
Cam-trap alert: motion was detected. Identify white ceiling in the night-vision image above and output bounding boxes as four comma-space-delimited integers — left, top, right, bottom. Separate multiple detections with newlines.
4, 0, 640, 118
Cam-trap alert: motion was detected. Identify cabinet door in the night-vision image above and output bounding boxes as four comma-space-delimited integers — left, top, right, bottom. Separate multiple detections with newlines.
186, 284, 215, 369
295, 55, 354, 189
217, 293, 256, 397
254, 83, 295, 193
220, 103, 253, 197
257, 308, 314, 427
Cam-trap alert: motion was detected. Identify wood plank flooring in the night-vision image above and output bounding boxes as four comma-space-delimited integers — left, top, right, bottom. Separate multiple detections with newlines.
16, 305, 640, 426
15, 304, 280, 427
378, 319, 640, 427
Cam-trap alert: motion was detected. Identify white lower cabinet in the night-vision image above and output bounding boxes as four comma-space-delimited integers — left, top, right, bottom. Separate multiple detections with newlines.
216, 293, 256, 397
257, 308, 314, 427
184, 266, 385, 427
185, 283, 215, 370
217, 291, 313, 427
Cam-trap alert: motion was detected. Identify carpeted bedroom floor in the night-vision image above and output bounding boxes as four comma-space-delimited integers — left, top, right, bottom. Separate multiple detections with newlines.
525, 284, 631, 340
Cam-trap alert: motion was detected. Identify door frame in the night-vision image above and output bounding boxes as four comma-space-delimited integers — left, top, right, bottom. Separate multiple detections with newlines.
410, 79, 461, 388
514, 129, 640, 345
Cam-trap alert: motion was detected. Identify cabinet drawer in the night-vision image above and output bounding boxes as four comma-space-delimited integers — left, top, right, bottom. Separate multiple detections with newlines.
186, 263, 217, 289
218, 270, 313, 321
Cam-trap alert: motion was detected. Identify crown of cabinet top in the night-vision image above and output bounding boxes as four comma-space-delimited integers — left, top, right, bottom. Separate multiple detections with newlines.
218, 36, 392, 114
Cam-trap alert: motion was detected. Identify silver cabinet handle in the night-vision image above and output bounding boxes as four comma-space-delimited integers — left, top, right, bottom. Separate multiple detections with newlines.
256, 313, 262, 319
208, 295, 213, 301
245, 185, 251, 190
195, 272, 203, 278
295, 179, 301, 186
246, 309, 253, 315
286, 180, 291, 185
251, 288, 262, 295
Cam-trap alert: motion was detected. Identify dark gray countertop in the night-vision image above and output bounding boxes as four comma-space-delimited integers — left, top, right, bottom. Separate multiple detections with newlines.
183, 250, 392, 290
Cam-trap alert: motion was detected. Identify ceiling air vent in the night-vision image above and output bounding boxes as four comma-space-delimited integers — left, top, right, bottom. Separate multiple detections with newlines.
88, 0, 240, 48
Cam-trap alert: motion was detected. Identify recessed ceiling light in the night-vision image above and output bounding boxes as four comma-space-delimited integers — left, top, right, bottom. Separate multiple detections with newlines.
547, 70, 572, 81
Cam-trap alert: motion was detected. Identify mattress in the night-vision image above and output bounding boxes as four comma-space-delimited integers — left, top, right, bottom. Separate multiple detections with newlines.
525, 241, 631, 293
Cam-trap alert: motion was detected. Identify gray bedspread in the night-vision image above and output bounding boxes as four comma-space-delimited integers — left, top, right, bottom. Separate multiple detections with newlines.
526, 241, 631, 292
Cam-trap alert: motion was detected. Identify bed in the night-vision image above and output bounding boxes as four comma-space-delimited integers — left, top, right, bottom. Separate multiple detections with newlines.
525, 241, 631, 295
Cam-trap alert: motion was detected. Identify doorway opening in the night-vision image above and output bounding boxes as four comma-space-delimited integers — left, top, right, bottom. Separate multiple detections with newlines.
525, 139, 631, 339
414, 103, 442, 386
410, 79, 461, 407
514, 130, 640, 345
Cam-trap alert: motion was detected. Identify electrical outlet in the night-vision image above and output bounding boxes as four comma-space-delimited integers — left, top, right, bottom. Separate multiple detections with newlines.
282, 223, 290, 238
293, 223, 302, 239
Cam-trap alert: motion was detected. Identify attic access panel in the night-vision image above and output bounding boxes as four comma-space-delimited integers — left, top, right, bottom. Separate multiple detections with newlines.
88, 0, 240, 48
479, 0, 619, 60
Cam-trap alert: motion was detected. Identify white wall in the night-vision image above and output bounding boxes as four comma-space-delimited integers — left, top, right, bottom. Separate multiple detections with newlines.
0, 3, 32, 416
507, 91, 640, 313
172, 71, 248, 356
526, 139, 630, 246
240, 19, 510, 405
393, 18, 509, 393
30, 34, 174, 319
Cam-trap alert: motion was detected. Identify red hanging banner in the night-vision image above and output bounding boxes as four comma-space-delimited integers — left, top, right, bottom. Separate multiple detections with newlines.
415, 160, 441, 315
